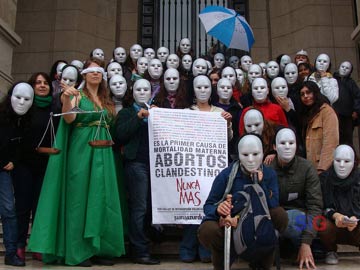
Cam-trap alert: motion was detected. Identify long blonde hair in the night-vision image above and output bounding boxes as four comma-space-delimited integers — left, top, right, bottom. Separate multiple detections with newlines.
82, 57, 115, 116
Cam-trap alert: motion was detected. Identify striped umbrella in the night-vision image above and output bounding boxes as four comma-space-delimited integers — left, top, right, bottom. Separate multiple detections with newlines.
199, 6, 255, 52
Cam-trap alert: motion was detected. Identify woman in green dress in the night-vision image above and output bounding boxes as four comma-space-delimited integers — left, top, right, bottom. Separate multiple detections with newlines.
28, 58, 125, 266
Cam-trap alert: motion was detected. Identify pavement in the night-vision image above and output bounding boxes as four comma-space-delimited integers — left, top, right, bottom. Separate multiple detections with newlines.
0, 254, 359, 270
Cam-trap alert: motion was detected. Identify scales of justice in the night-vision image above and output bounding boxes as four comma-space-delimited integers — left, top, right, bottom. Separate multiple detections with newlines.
36, 80, 114, 155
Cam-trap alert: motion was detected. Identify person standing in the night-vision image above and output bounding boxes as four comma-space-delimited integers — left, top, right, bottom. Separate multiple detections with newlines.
0, 82, 34, 266
13, 72, 60, 262
28, 58, 125, 266
298, 81, 339, 174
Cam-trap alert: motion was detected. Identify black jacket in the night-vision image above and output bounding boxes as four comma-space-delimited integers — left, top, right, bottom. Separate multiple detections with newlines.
0, 112, 30, 169
333, 73, 360, 117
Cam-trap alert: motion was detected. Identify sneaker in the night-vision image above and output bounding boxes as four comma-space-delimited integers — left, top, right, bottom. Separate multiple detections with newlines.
4, 254, 25, 267
325, 251, 339, 265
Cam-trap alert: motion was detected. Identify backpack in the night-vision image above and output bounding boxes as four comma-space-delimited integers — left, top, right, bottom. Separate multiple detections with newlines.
220, 161, 277, 260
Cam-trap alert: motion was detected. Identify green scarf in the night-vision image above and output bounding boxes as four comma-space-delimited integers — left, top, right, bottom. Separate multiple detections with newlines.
34, 95, 52, 108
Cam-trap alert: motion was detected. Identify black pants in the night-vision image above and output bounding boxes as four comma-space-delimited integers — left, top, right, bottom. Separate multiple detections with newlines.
338, 115, 354, 146
12, 164, 44, 248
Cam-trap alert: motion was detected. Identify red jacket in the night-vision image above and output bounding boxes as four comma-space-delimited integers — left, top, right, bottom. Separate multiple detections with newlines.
239, 100, 288, 135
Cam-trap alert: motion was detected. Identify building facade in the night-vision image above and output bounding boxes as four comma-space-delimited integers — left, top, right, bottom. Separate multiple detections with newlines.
0, 0, 359, 96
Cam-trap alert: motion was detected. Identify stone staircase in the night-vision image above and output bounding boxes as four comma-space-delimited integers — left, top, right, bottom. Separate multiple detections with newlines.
0, 223, 358, 258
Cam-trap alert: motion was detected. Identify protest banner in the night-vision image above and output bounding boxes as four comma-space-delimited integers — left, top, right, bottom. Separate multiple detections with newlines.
148, 108, 228, 224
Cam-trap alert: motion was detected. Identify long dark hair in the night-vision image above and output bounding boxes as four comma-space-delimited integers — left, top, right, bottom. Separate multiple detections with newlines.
49, 60, 67, 81
82, 58, 115, 116
153, 77, 190, 109
28, 72, 53, 96
298, 81, 327, 132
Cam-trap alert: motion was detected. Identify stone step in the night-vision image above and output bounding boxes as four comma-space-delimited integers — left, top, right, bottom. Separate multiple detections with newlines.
0, 224, 358, 257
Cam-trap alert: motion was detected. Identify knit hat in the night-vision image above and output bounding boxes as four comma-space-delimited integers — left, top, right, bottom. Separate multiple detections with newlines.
296, 49, 308, 56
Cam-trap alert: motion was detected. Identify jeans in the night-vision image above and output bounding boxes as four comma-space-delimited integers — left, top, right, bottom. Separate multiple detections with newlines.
0, 171, 18, 256
124, 161, 151, 258
281, 209, 306, 248
179, 225, 211, 260
12, 164, 44, 248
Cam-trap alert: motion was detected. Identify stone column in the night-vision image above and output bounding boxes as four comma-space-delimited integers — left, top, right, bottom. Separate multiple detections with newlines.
0, 0, 21, 100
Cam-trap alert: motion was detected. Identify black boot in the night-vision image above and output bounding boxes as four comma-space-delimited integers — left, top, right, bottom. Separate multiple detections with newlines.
4, 254, 25, 267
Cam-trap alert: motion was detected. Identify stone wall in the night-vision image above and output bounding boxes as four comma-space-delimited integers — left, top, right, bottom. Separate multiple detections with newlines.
268, 0, 358, 79
116, 0, 139, 50
12, 0, 118, 82
248, 0, 271, 63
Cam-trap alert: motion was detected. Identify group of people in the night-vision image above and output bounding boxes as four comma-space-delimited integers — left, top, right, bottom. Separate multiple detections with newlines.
0, 37, 359, 270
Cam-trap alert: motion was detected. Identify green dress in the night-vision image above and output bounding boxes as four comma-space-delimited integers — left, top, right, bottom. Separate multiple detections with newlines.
28, 93, 125, 265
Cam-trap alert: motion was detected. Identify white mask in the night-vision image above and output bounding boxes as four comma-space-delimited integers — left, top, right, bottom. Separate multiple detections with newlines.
71, 60, 84, 72
229, 56, 240, 69
275, 128, 297, 163
244, 109, 264, 135
179, 38, 191, 54
60, 66, 78, 87
107, 62, 123, 78
333, 145, 355, 179
221, 67, 236, 86
56, 62, 66, 78
133, 79, 151, 106
259, 62, 267, 75
157, 47, 169, 63
238, 134, 263, 173
144, 48, 156, 60
136, 57, 148, 75
284, 63, 298, 85
339, 61, 352, 77
252, 78, 268, 103
11, 83, 34, 115
214, 53, 225, 69
130, 44, 143, 60
280, 55, 291, 71
181, 54, 192, 71
148, 59, 163, 79
166, 54, 180, 69
235, 68, 245, 86
240, 55, 253, 72
92, 48, 105, 61
271, 77, 288, 98
114, 47, 126, 63
164, 68, 180, 94
266, 61, 279, 79
217, 78, 233, 102
248, 64, 263, 83
193, 75, 211, 103
109, 75, 127, 98
315, 53, 330, 72
192, 58, 208, 77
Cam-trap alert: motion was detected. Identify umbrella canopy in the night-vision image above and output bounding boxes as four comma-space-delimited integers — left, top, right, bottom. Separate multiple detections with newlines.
199, 6, 255, 51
